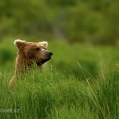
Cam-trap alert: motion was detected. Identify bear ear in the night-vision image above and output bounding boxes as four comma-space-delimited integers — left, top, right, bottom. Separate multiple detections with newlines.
14, 39, 26, 49
39, 41, 48, 48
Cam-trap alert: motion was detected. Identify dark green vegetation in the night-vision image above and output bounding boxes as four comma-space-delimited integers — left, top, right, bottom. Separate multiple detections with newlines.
0, 39, 119, 118
0, 0, 119, 44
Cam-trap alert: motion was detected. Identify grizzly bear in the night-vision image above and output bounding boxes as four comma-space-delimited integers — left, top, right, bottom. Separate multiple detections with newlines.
9, 39, 53, 88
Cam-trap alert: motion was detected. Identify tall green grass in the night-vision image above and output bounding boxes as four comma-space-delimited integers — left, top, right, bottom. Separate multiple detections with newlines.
49, 41, 119, 79
0, 66, 119, 119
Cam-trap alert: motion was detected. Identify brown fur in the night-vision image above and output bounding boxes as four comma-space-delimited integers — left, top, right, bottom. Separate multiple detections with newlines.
9, 39, 53, 88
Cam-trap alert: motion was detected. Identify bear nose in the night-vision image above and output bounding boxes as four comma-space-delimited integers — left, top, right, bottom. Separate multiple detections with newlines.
49, 52, 53, 56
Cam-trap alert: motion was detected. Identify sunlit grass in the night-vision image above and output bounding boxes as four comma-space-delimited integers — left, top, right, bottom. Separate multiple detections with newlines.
0, 66, 119, 119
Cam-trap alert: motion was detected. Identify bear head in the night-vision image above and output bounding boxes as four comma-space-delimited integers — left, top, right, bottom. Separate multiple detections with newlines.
14, 39, 53, 65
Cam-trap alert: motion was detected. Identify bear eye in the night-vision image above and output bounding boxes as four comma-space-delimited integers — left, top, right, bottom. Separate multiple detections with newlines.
36, 47, 40, 51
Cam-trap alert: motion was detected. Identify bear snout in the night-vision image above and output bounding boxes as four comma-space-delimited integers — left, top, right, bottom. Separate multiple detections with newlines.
47, 52, 53, 58
49, 52, 53, 56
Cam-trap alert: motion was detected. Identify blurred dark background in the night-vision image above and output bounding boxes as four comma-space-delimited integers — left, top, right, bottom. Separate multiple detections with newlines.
0, 0, 119, 45
1, 0, 119, 79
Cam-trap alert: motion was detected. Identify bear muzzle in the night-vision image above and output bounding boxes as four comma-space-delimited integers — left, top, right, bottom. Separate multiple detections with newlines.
37, 51, 53, 66
48, 52, 53, 56
46, 51, 53, 60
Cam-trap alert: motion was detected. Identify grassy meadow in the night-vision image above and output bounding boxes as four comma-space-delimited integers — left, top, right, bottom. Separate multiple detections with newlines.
0, 38, 119, 119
